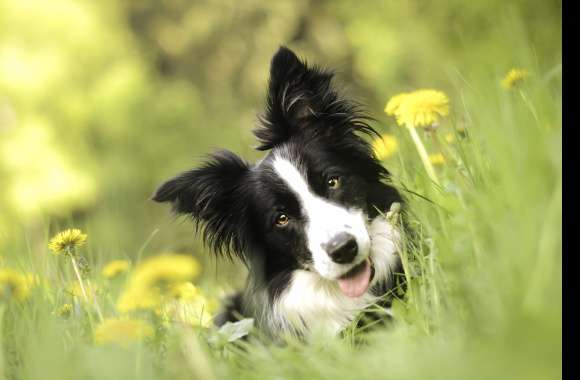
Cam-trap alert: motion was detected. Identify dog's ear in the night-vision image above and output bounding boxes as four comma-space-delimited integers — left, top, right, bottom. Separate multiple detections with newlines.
254, 46, 376, 151
152, 150, 250, 260
253, 46, 335, 150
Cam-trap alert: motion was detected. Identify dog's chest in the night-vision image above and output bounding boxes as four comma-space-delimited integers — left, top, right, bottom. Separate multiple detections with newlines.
274, 270, 378, 336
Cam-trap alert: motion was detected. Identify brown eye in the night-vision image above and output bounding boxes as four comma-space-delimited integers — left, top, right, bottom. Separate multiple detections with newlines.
275, 213, 289, 227
327, 176, 340, 189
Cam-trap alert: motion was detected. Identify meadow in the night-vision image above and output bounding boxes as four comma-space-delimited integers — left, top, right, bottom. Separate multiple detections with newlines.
0, 1, 561, 379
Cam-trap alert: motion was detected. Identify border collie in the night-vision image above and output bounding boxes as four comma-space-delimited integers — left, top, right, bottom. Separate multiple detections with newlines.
153, 47, 405, 338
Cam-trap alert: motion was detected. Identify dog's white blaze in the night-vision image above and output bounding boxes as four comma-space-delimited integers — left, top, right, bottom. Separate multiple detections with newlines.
272, 157, 371, 279
269, 156, 401, 336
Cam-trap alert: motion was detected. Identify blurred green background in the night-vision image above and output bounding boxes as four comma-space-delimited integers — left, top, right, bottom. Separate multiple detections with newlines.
0, 0, 561, 286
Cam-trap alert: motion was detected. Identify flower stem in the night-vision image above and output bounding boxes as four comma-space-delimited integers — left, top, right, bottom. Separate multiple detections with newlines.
518, 89, 541, 128
70, 254, 104, 322
406, 124, 440, 186
87, 279, 105, 323
427, 239, 440, 323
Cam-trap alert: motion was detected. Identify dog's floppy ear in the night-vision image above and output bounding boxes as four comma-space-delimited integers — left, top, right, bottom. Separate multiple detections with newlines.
152, 150, 250, 260
253, 46, 335, 150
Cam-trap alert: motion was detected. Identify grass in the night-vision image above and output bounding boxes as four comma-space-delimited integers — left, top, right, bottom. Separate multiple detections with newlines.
0, 61, 561, 380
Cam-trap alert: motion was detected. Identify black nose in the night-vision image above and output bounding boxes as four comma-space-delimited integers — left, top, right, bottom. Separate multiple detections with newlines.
323, 232, 358, 264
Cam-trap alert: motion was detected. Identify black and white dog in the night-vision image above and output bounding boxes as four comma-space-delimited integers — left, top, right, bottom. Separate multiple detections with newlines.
153, 47, 405, 338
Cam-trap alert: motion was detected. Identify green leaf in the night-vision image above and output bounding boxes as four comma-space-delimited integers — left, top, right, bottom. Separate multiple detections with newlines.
208, 318, 254, 348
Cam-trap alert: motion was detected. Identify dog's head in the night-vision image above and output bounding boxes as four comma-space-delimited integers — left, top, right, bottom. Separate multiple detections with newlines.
153, 47, 401, 297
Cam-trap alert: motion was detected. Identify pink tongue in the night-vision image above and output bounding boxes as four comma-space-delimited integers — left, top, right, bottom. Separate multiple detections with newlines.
337, 259, 371, 298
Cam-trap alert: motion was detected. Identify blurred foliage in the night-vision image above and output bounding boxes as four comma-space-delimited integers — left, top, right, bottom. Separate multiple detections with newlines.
0, 0, 561, 289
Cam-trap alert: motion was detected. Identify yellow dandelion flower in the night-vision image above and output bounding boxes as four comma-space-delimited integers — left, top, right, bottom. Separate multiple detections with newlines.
501, 68, 529, 90
372, 133, 399, 160
169, 282, 200, 301
384, 90, 449, 185
132, 254, 201, 288
163, 289, 217, 328
55, 303, 73, 318
384, 92, 409, 116
117, 287, 161, 312
429, 153, 446, 166
94, 319, 154, 347
0, 269, 31, 302
102, 260, 130, 279
393, 89, 450, 128
165, 303, 214, 328
48, 229, 87, 255
117, 254, 200, 313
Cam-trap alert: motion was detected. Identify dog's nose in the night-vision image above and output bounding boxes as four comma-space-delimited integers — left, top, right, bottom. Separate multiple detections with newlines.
322, 232, 358, 264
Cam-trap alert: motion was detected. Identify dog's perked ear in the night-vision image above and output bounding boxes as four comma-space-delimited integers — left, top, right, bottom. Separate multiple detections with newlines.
253, 46, 334, 150
254, 46, 376, 151
151, 150, 250, 261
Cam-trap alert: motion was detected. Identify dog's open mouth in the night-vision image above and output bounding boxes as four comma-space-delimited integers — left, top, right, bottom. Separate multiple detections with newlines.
337, 258, 374, 298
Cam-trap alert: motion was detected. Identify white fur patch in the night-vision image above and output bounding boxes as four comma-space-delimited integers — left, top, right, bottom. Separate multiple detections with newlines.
265, 155, 402, 336
272, 156, 371, 279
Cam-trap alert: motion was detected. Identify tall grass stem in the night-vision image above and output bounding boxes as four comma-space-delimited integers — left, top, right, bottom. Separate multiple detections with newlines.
406, 124, 440, 186
70, 254, 104, 322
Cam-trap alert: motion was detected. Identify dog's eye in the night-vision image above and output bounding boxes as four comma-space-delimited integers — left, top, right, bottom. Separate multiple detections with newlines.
275, 213, 289, 227
327, 176, 340, 189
